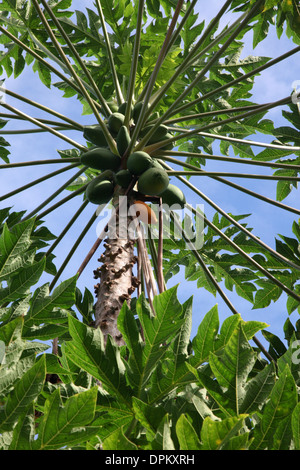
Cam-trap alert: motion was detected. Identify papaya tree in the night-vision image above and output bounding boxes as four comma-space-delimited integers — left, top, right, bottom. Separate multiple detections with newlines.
0, 0, 300, 451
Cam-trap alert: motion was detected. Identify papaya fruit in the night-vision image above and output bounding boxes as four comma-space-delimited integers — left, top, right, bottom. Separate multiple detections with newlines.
140, 124, 168, 144
127, 151, 153, 175
137, 167, 169, 196
151, 158, 163, 169
115, 169, 133, 188
80, 147, 121, 171
116, 125, 131, 157
107, 112, 125, 134
160, 184, 186, 208
118, 101, 133, 117
132, 101, 150, 123
86, 177, 115, 205
107, 100, 119, 113
160, 132, 174, 150
83, 124, 107, 147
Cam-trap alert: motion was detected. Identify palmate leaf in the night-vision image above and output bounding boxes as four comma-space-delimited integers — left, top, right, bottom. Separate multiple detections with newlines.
250, 364, 298, 450
24, 275, 77, 326
0, 219, 36, 281
200, 415, 249, 450
0, 257, 45, 304
0, 355, 46, 432
64, 315, 131, 404
176, 414, 202, 450
136, 286, 185, 392
33, 386, 99, 450
209, 323, 257, 415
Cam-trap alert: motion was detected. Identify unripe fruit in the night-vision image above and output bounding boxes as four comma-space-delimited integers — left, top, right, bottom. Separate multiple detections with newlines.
160, 184, 186, 208
83, 125, 107, 147
115, 169, 133, 188
137, 167, 169, 196
118, 101, 133, 116
140, 124, 168, 144
133, 101, 150, 123
86, 178, 114, 205
107, 112, 125, 134
127, 151, 153, 175
116, 125, 131, 157
80, 147, 121, 171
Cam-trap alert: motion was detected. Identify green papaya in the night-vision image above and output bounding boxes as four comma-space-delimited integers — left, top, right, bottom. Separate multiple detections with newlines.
80, 147, 121, 171
132, 101, 150, 123
151, 158, 164, 169
160, 184, 186, 208
137, 167, 169, 196
107, 100, 119, 113
83, 124, 107, 147
107, 112, 125, 134
140, 124, 168, 144
127, 151, 153, 175
118, 101, 133, 116
86, 177, 115, 205
116, 125, 131, 157
115, 169, 133, 188
160, 132, 174, 150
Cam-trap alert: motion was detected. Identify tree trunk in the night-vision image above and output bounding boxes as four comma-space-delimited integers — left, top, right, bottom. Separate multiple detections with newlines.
94, 194, 139, 346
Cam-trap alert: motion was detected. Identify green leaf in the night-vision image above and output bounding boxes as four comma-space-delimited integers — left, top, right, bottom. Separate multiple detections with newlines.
117, 302, 144, 391
0, 355, 46, 432
137, 287, 184, 390
251, 364, 298, 449
176, 414, 202, 450
292, 403, 300, 450
209, 323, 257, 415
200, 415, 249, 450
0, 257, 45, 304
0, 219, 35, 281
239, 362, 276, 414
191, 304, 219, 365
34, 387, 99, 450
25, 275, 77, 325
64, 316, 131, 404
132, 397, 166, 438
9, 404, 35, 450
102, 425, 138, 451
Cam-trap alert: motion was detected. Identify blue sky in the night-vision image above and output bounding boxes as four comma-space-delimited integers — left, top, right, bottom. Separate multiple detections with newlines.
1, 1, 300, 348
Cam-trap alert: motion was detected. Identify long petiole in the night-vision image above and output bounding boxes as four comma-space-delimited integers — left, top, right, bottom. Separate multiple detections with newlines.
23, 167, 88, 221
167, 170, 300, 181
36, 182, 89, 221
49, 210, 98, 292
155, 155, 300, 216
143, 96, 292, 153
0, 158, 80, 169
124, 0, 145, 128
165, 129, 300, 152
31, 0, 116, 152
161, 161, 300, 272
0, 162, 79, 202
40, 0, 111, 117
0, 102, 85, 150
138, 0, 264, 148
94, 0, 124, 106
46, 199, 89, 257
157, 150, 300, 171
187, 202, 300, 304
128, 0, 185, 156
0, 85, 84, 130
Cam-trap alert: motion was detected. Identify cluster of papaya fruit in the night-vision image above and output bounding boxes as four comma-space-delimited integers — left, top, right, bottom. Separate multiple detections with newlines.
80, 100, 186, 210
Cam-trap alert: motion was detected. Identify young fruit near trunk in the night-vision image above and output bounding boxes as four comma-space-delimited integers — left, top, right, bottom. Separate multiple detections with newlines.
137, 167, 169, 196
